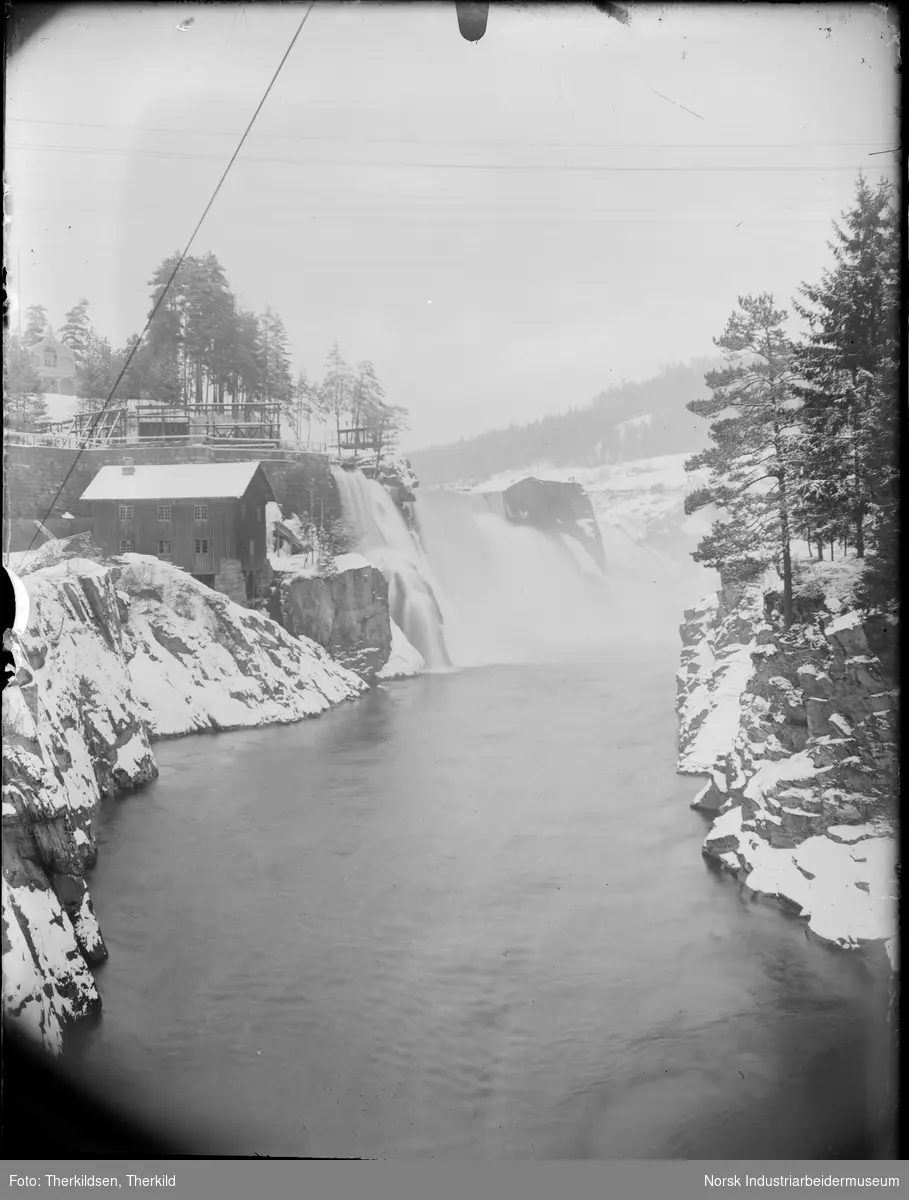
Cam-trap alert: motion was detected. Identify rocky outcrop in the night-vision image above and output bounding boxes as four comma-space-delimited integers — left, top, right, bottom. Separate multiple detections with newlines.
677, 576, 898, 963
277, 555, 394, 683
472, 477, 606, 570
3, 560, 158, 1053
2, 551, 367, 1054
117, 556, 366, 736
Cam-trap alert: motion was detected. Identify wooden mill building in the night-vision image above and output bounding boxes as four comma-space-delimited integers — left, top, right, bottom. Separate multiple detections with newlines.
80, 459, 276, 604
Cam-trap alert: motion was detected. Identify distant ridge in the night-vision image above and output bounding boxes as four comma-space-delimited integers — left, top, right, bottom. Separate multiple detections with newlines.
407, 358, 720, 487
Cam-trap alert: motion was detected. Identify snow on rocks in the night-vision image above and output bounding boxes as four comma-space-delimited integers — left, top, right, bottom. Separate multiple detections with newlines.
678, 578, 898, 959
677, 589, 764, 775
2, 878, 101, 1056
2, 552, 368, 1055
118, 555, 366, 736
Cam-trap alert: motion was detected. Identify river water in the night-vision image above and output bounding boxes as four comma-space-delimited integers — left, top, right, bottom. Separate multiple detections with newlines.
72, 650, 893, 1158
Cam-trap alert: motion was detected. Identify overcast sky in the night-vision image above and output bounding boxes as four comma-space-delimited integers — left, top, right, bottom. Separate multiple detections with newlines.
6, 2, 899, 450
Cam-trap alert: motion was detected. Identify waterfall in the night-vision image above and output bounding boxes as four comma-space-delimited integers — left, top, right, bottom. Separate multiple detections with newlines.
331, 468, 452, 671
331, 466, 658, 670
411, 486, 617, 667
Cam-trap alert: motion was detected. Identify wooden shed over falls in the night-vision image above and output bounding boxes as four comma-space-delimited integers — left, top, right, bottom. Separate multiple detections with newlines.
80, 459, 276, 604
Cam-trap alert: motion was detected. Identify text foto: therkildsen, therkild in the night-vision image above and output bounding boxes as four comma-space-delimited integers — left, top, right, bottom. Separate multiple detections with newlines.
10, 1177, 177, 1189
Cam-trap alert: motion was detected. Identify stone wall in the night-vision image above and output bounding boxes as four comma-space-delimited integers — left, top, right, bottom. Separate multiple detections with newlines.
2, 445, 339, 527
213, 558, 248, 607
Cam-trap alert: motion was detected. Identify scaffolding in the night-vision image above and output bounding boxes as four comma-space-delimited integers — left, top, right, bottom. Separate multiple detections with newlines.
33, 399, 329, 452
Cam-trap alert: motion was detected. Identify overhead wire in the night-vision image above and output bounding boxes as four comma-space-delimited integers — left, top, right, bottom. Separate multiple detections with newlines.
24, 3, 316, 556
5, 118, 894, 150
6, 143, 897, 172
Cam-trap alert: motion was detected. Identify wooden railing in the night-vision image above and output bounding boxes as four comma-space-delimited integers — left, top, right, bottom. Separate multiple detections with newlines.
8, 428, 332, 454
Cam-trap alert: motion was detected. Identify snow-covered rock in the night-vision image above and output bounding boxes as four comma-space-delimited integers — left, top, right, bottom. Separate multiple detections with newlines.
678, 572, 898, 958
2, 553, 367, 1056
117, 556, 365, 736
3, 558, 158, 1054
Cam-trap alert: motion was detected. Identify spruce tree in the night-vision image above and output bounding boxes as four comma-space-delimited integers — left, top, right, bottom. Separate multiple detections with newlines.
792, 173, 898, 568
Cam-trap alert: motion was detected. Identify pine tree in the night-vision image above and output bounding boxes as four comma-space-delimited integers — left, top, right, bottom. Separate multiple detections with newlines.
351, 360, 385, 434
370, 401, 409, 471
145, 251, 189, 404
320, 343, 354, 450
4, 331, 48, 430
58, 298, 92, 366
23, 304, 50, 346
229, 310, 263, 408
75, 329, 115, 400
684, 295, 799, 625
259, 306, 294, 416
291, 369, 317, 442
112, 333, 152, 401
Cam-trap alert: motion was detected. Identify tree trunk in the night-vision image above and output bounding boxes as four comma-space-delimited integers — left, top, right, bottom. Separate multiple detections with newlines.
774, 426, 794, 628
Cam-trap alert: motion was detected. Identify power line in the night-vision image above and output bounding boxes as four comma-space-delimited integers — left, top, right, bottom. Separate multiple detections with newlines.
25, 3, 316, 556
5, 118, 894, 150
7, 143, 896, 172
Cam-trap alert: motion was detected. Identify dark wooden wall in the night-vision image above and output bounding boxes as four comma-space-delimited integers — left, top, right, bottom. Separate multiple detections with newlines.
91, 477, 270, 576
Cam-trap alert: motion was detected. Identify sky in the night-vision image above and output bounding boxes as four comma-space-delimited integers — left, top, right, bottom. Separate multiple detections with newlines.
5, 2, 900, 451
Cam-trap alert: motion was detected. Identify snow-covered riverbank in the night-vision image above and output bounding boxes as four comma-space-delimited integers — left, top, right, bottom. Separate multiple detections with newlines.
677, 563, 898, 968
2, 553, 368, 1054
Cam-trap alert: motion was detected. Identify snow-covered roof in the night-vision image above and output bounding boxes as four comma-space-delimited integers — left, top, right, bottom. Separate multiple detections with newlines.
80, 461, 274, 502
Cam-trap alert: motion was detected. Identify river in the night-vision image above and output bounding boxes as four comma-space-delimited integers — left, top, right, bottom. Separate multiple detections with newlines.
72, 652, 893, 1159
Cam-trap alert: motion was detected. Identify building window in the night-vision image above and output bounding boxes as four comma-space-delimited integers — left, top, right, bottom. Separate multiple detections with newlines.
157, 505, 172, 522
119, 539, 133, 553
194, 505, 209, 521
194, 539, 209, 556
158, 539, 172, 556
256, 507, 262, 521
44, 349, 57, 369
118, 504, 133, 521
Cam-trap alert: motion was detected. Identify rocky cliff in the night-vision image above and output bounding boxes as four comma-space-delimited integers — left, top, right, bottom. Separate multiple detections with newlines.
270, 552, 424, 683
677, 563, 898, 965
276, 554, 393, 682
2, 551, 366, 1055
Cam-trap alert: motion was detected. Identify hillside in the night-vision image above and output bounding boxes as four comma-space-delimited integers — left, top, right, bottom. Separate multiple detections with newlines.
407, 359, 718, 487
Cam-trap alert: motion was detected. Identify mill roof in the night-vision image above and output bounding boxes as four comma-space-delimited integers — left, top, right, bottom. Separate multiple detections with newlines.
80, 461, 275, 503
